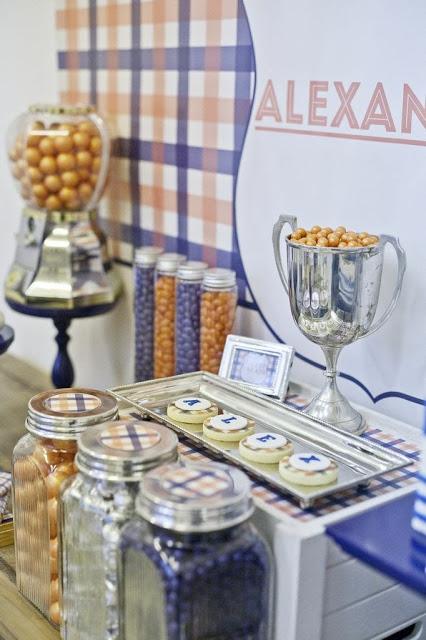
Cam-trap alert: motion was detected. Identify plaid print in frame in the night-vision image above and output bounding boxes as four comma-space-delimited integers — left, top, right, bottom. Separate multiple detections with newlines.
56, 0, 255, 298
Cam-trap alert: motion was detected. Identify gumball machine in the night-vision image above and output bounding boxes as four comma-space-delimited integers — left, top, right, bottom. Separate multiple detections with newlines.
5, 104, 121, 308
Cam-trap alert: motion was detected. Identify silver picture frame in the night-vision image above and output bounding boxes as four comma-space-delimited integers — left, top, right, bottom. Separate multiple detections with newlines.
218, 334, 294, 401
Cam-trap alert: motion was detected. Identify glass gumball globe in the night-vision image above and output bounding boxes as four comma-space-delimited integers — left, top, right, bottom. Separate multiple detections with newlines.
7, 104, 110, 212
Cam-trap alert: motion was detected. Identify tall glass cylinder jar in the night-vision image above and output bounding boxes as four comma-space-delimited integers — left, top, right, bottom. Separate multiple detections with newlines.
120, 462, 272, 640
60, 418, 178, 640
134, 246, 163, 382
200, 268, 237, 374
154, 253, 186, 378
175, 261, 208, 374
12, 388, 118, 624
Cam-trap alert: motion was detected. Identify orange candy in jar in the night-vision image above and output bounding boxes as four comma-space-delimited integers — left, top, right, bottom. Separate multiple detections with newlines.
7, 104, 109, 212
12, 388, 118, 624
200, 268, 237, 374
154, 253, 186, 378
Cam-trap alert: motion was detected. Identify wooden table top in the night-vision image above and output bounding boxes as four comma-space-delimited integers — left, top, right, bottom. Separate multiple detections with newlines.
0, 545, 59, 640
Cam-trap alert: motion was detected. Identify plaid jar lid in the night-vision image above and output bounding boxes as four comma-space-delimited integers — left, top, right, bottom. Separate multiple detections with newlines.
76, 419, 178, 482
137, 461, 253, 533
27, 388, 118, 440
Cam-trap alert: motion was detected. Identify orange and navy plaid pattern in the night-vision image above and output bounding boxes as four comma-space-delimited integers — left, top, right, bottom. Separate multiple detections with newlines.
56, 0, 255, 298
44, 391, 102, 412
0, 472, 11, 520
162, 465, 231, 499
100, 420, 161, 450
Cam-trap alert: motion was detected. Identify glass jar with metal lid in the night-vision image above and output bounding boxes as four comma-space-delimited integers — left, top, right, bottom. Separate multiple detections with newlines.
134, 246, 163, 382
120, 461, 272, 640
154, 252, 186, 378
12, 387, 118, 624
175, 260, 208, 374
60, 418, 178, 640
200, 268, 237, 374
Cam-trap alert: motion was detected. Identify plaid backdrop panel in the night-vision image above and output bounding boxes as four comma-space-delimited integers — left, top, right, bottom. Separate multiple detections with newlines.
56, 0, 255, 297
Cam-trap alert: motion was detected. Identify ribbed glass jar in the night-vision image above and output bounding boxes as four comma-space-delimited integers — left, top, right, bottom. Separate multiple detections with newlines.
120, 462, 272, 640
200, 268, 237, 374
60, 418, 178, 640
12, 388, 118, 624
134, 246, 163, 382
175, 261, 208, 374
154, 253, 186, 378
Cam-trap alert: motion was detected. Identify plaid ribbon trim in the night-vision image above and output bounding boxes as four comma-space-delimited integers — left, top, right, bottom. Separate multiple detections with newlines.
44, 392, 101, 412
56, 0, 255, 298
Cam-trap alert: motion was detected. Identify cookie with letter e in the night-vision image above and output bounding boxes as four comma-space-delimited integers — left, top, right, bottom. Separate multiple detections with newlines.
167, 397, 219, 424
203, 413, 255, 442
239, 432, 294, 463
279, 452, 338, 486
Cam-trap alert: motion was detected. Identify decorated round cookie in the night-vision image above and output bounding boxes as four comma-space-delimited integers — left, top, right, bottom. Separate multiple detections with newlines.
279, 452, 338, 486
203, 413, 255, 442
167, 397, 219, 424
239, 432, 293, 464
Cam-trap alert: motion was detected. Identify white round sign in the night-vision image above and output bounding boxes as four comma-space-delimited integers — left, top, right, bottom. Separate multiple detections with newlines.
209, 414, 248, 431
289, 452, 331, 472
174, 398, 211, 411
245, 432, 288, 449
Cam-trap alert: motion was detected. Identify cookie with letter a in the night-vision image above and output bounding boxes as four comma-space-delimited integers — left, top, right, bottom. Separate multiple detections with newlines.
167, 397, 219, 424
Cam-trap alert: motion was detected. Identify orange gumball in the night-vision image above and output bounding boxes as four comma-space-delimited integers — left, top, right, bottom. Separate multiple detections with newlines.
61, 170, 80, 187
76, 151, 92, 169
90, 136, 102, 155
54, 134, 74, 153
33, 183, 48, 200
40, 156, 57, 175
45, 194, 61, 211
57, 153, 76, 172
59, 186, 78, 203
28, 166, 43, 184
25, 147, 41, 167
73, 131, 90, 149
44, 175, 62, 193
78, 182, 93, 201
39, 137, 56, 156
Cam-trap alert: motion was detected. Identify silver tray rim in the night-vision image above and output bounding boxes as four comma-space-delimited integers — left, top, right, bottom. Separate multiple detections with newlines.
109, 372, 413, 508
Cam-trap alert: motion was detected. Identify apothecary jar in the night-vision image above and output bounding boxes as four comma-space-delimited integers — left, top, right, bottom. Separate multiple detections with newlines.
120, 461, 273, 640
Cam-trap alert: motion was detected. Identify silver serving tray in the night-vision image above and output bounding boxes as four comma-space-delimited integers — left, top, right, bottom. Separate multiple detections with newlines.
109, 372, 412, 508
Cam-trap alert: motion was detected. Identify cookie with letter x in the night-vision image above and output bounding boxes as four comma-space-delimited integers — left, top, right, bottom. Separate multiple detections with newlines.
279, 452, 338, 486
167, 397, 219, 424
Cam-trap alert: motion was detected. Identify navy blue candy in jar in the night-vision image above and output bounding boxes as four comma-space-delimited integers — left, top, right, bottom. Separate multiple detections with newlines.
134, 246, 163, 382
120, 461, 272, 640
175, 261, 208, 374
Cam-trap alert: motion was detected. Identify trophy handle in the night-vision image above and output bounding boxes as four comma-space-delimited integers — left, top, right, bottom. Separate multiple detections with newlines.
272, 214, 297, 294
363, 234, 407, 338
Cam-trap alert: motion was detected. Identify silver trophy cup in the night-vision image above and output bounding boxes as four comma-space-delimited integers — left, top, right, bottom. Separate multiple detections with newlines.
273, 215, 406, 434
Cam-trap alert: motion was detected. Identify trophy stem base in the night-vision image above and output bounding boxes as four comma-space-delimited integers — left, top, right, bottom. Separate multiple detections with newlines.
304, 347, 366, 434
